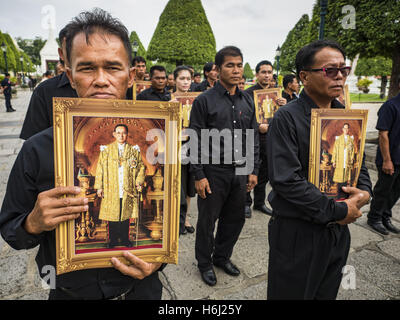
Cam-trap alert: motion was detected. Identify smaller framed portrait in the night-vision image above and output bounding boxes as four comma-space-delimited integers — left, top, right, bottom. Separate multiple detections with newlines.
336, 84, 351, 109
253, 88, 282, 124
133, 81, 152, 100
53, 97, 181, 275
171, 92, 201, 128
308, 108, 369, 200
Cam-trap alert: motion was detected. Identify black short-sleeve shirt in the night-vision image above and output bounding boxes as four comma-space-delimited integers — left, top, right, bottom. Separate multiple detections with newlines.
375, 93, 400, 166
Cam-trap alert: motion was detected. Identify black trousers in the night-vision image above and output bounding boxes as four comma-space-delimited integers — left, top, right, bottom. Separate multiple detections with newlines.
195, 165, 247, 272
48, 272, 162, 300
368, 165, 400, 223
246, 152, 269, 207
4, 94, 12, 110
108, 198, 130, 246
267, 216, 350, 300
179, 164, 195, 233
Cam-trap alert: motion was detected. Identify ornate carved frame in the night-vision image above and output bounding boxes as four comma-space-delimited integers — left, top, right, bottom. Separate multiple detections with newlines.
53, 97, 181, 275
308, 108, 369, 195
132, 81, 152, 100
253, 87, 282, 123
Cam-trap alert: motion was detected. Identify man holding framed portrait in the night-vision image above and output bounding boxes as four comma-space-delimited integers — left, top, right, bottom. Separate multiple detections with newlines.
266, 40, 372, 300
0, 9, 165, 300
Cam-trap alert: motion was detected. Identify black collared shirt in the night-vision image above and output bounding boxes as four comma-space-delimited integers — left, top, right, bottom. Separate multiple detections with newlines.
20, 72, 77, 140
266, 89, 372, 225
282, 90, 298, 103
0, 127, 163, 298
189, 81, 260, 180
193, 79, 213, 92
136, 86, 171, 101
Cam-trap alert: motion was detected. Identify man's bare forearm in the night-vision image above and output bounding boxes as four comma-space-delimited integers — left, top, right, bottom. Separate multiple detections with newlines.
379, 131, 391, 162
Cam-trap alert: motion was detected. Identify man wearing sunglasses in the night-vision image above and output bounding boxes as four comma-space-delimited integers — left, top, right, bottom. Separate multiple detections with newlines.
266, 40, 372, 300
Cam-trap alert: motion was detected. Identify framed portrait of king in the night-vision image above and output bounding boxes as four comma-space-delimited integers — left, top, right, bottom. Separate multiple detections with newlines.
171, 92, 201, 128
308, 109, 368, 200
53, 97, 181, 274
132, 81, 152, 100
253, 88, 282, 124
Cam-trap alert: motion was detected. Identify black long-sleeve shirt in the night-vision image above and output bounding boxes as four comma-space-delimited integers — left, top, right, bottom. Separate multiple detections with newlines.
0, 127, 164, 298
20, 72, 77, 140
189, 81, 260, 180
266, 90, 372, 225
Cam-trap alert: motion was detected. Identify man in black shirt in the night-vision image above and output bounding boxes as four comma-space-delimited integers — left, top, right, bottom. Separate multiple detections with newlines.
136, 65, 171, 101
244, 60, 286, 217
282, 74, 300, 102
194, 62, 218, 92
189, 46, 259, 286
132, 56, 147, 81
266, 40, 372, 299
1, 73, 15, 112
0, 9, 164, 300
20, 26, 77, 140
367, 79, 400, 235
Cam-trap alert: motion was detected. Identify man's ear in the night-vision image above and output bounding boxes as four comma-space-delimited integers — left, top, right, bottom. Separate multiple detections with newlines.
299, 71, 308, 86
65, 67, 75, 89
128, 66, 135, 87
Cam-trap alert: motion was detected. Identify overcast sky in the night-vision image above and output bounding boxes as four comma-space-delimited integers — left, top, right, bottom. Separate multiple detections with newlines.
0, 0, 316, 68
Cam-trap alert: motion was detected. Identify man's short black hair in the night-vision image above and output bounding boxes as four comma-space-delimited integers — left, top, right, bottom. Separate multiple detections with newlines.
203, 62, 215, 77
64, 8, 132, 67
133, 56, 146, 66
114, 124, 128, 133
343, 123, 350, 128
5, 73, 10, 77
283, 74, 297, 89
150, 65, 167, 79
295, 39, 346, 77
173, 65, 193, 80
194, 72, 201, 77
255, 60, 273, 74
215, 46, 243, 68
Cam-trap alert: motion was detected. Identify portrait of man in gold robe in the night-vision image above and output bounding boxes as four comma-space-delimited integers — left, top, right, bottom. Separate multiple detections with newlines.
94, 124, 145, 248
332, 123, 355, 188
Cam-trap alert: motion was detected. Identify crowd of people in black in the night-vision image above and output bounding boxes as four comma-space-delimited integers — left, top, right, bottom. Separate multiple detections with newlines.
0, 8, 399, 301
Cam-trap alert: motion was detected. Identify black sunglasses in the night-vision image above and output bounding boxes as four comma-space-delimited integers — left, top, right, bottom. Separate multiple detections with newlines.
304, 66, 351, 78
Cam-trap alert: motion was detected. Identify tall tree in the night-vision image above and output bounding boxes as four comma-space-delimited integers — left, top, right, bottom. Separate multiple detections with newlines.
147, 0, 216, 66
280, 14, 310, 74
355, 56, 392, 98
16, 36, 45, 66
243, 62, 254, 80
0, 32, 16, 72
129, 31, 147, 59
307, 0, 400, 98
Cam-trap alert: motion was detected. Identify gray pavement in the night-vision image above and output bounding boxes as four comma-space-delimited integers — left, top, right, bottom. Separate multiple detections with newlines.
0, 90, 399, 300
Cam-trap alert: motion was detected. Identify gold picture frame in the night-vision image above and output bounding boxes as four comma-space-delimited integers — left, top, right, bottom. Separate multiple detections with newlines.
53, 97, 181, 275
132, 81, 152, 100
171, 92, 201, 128
253, 87, 282, 123
308, 108, 368, 200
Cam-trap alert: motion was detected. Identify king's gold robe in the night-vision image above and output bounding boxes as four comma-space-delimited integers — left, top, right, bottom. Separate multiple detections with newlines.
332, 134, 355, 183
94, 142, 145, 222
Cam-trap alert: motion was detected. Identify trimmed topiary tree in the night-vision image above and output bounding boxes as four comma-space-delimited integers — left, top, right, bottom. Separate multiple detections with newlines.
147, 0, 216, 66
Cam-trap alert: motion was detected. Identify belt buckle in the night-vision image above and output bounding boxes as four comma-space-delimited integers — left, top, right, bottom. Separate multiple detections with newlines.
326, 221, 337, 228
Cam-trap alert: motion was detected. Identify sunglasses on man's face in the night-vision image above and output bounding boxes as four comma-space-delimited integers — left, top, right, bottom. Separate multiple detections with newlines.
305, 66, 351, 78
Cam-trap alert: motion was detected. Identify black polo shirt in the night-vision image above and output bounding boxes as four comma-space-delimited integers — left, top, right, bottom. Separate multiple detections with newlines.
266, 89, 373, 225
1, 78, 12, 95
375, 93, 400, 166
189, 81, 260, 180
136, 86, 171, 101
0, 127, 164, 298
20, 72, 77, 140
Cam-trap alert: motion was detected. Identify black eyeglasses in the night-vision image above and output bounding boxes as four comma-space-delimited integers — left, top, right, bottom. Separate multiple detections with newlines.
304, 66, 351, 78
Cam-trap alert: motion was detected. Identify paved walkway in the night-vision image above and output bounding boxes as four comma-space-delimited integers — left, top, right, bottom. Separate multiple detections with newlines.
0, 91, 399, 300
